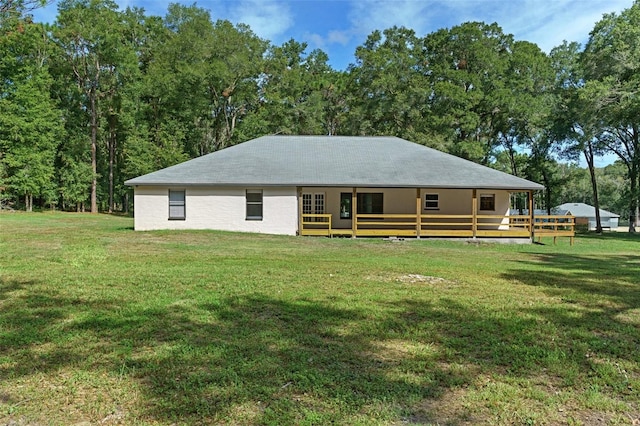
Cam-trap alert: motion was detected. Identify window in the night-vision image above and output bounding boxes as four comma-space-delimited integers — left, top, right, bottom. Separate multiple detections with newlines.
425, 193, 439, 210
302, 193, 312, 215
340, 192, 352, 219
314, 193, 325, 215
246, 189, 263, 220
480, 193, 495, 211
168, 190, 185, 220
302, 192, 325, 221
357, 193, 383, 214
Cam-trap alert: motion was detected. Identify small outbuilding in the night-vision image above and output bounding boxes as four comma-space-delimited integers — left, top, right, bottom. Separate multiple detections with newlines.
555, 202, 620, 231
125, 135, 545, 240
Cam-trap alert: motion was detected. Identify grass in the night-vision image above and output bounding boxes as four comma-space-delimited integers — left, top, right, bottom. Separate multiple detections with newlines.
0, 212, 639, 425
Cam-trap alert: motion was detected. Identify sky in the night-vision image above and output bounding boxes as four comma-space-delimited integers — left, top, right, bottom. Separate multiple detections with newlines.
33, 0, 634, 71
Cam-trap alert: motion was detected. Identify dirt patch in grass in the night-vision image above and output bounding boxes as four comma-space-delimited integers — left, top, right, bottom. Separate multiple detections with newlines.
396, 274, 452, 284
400, 387, 478, 425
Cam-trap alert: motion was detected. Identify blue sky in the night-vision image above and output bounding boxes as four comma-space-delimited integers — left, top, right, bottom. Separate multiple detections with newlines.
34, 0, 634, 71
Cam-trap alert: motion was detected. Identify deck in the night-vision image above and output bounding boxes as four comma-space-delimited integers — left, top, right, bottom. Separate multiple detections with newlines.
301, 213, 575, 243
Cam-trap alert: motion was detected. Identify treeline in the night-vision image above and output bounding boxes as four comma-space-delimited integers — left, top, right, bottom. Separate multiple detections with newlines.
0, 0, 639, 231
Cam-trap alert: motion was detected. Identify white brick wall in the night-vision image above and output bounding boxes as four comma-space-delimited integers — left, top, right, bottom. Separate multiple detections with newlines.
133, 186, 298, 235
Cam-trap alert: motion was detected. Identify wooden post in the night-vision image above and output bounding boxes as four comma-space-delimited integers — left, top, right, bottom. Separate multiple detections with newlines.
352, 188, 357, 238
416, 188, 422, 238
298, 187, 303, 236
472, 189, 477, 238
528, 190, 534, 240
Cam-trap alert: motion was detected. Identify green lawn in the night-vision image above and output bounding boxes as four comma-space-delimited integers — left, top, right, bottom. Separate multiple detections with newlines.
0, 213, 638, 425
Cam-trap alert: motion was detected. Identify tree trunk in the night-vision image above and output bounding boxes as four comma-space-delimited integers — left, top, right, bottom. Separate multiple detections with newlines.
541, 168, 551, 214
90, 86, 98, 214
629, 157, 638, 233
584, 143, 602, 233
108, 112, 116, 213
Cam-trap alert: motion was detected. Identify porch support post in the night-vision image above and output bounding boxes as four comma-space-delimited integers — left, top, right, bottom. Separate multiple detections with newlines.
352, 187, 357, 238
297, 187, 303, 236
528, 190, 534, 240
416, 188, 422, 238
472, 189, 478, 238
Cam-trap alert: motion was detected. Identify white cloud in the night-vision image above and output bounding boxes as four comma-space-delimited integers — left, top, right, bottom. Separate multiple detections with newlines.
347, 0, 436, 37
425, 0, 635, 52
505, 0, 635, 52
343, 0, 634, 52
305, 32, 327, 49
328, 29, 351, 45
228, 0, 294, 42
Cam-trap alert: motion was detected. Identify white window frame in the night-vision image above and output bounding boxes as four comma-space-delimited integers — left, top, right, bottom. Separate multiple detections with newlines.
246, 189, 263, 221
168, 189, 186, 220
302, 192, 325, 221
425, 193, 439, 210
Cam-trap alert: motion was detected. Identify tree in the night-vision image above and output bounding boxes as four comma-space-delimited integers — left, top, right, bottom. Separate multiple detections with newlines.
423, 22, 513, 163
244, 39, 338, 137
54, 0, 124, 213
496, 41, 554, 178
347, 27, 431, 143
549, 41, 607, 232
582, 0, 640, 232
0, 17, 61, 211
0, 0, 50, 24
144, 5, 267, 157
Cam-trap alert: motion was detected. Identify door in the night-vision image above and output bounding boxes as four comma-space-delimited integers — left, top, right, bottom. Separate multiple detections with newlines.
302, 192, 325, 221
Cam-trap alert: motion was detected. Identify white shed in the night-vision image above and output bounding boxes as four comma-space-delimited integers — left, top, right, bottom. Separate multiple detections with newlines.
555, 203, 620, 231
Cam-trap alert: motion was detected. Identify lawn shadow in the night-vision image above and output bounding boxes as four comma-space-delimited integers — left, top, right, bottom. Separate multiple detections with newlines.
496, 251, 640, 411
3, 262, 638, 424
0, 279, 450, 423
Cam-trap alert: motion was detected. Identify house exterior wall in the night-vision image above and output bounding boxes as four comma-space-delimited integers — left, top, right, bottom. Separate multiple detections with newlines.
588, 217, 619, 230
133, 186, 298, 235
300, 187, 513, 229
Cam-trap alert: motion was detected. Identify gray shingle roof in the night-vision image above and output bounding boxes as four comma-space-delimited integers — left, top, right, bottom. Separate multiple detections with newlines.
555, 203, 620, 218
125, 135, 544, 190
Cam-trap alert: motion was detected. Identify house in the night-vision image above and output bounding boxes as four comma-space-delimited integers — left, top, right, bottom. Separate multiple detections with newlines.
125, 135, 545, 240
555, 202, 620, 231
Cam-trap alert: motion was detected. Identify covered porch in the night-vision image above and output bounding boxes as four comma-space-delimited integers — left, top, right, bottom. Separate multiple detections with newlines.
298, 187, 574, 241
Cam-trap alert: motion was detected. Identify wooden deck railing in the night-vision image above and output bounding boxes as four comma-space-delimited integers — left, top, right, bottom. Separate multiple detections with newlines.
301, 213, 575, 243
300, 213, 333, 236
533, 215, 575, 245
301, 213, 535, 238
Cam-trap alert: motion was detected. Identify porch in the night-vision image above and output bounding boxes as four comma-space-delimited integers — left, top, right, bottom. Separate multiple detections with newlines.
301, 213, 574, 241
297, 187, 575, 242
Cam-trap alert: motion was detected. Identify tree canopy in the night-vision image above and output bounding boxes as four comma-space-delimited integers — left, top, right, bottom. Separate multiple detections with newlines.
1, 0, 638, 230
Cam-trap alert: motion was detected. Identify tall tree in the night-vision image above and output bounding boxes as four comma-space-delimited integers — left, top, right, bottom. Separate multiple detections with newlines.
550, 41, 607, 232
0, 0, 50, 24
347, 27, 431, 143
0, 17, 61, 211
582, 0, 640, 232
145, 5, 267, 157
54, 0, 123, 213
423, 22, 513, 163
496, 41, 554, 178
245, 39, 337, 137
